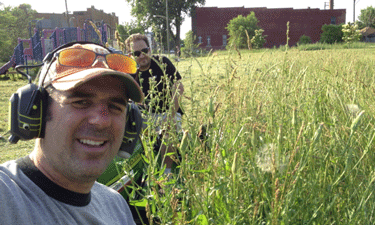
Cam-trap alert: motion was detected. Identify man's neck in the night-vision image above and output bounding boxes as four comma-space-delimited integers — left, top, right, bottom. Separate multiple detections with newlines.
30, 148, 94, 194
140, 63, 151, 72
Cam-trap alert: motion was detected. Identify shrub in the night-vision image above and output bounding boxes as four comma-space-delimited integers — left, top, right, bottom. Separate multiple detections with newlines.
298, 35, 312, 45
250, 29, 267, 49
181, 30, 201, 57
320, 24, 344, 44
342, 23, 361, 43
226, 12, 260, 49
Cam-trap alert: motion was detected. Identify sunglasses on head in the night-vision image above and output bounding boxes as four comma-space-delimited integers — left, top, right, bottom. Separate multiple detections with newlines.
131, 47, 149, 57
55, 48, 139, 74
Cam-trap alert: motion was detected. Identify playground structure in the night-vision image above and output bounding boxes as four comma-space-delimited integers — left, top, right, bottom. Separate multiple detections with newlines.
0, 21, 110, 76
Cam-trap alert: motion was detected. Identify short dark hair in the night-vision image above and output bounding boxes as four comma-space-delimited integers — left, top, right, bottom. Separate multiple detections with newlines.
124, 33, 149, 53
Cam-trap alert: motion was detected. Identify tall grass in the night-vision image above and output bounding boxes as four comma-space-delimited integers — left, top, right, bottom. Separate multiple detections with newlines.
1, 46, 375, 224
137, 46, 375, 224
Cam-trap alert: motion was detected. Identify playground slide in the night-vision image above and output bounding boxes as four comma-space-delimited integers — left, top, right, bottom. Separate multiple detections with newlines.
0, 55, 16, 76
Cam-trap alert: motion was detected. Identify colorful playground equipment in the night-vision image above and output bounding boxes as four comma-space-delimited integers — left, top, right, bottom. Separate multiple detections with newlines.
0, 21, 109, 75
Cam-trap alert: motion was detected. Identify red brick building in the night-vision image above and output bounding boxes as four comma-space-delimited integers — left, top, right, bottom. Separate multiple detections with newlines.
36, 6, 118, 41
191, 6, 346, 49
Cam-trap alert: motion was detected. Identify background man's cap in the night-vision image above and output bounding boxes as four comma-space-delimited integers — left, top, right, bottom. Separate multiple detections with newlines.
38, 43, 144, 103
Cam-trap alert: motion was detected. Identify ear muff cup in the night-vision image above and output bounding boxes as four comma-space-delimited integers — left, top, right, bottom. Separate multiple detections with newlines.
8, 83, 47, 143
118, 102, 143, 157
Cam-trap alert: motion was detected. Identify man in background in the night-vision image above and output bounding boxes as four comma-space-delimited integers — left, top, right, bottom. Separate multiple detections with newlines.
125, 33, 184, 172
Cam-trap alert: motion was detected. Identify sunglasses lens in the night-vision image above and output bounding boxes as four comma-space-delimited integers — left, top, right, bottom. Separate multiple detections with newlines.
133, 51, 141, 57
133, 48, 148, 57
106, 54, 138, 74
59, 49, 96, 67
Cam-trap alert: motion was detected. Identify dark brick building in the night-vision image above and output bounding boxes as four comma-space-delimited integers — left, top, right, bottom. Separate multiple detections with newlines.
191, 6, 346, 49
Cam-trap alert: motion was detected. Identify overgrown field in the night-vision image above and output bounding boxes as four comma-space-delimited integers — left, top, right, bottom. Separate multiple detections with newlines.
1, 46, 375, 224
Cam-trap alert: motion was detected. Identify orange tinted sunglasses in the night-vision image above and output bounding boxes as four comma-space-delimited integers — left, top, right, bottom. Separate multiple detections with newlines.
56, 48, 139, 74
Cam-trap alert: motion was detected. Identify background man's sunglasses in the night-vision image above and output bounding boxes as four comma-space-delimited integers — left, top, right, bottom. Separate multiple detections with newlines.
131, 47, 149, 57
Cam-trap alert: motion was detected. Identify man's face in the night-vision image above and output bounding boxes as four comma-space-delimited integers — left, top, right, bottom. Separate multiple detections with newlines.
41, 76, 127, 183
130, 40, 151, 71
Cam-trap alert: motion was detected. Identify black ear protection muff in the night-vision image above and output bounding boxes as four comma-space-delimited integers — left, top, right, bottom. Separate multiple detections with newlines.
8, 41, 142, 150
8, 65, 48, 144
119, 102, 143, 157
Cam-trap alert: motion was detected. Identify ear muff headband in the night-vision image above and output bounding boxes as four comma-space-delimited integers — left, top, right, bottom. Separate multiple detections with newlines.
8, 41, 114, 144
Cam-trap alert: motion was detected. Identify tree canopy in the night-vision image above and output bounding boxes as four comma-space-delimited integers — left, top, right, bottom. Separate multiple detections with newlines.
0, 4, 38, 61
181, 30, 201, 57
225, 12, 260, 49
358, 6, 375, 28
116, 21, 146, 52
124, 0, 205, 52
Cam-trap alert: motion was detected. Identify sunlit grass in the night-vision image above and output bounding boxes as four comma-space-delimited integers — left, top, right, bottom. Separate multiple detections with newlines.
168, 46, 375, 224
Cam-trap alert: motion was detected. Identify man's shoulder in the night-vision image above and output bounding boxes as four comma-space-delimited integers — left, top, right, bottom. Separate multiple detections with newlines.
152, 55, 172, 64
0, 159, 36, 196
92, 182, 126, 202
91, 182, 135, 222
0, 160, 18, 180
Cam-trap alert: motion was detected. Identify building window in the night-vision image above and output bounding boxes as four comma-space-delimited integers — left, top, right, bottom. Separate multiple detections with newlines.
223, 35, 227, 46
198, 36, 202, 44
207, 36, 211, 46
331, 16, 336, 24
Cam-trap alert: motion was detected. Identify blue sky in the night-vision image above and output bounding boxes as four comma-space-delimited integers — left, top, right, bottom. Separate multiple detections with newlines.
1, 0, 373, 38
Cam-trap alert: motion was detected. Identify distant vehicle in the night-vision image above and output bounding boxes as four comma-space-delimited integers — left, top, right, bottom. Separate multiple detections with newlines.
170, 50, 175, 53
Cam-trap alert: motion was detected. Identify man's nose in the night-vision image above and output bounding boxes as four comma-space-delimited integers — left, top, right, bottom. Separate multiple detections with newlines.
88, 104, 111, 129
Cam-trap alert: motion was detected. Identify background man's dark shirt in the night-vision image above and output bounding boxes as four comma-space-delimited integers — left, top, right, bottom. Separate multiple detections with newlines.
137, 55, 183, 115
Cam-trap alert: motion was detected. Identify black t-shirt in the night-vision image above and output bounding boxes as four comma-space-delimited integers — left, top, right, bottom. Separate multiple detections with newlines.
137, 55, 183, 115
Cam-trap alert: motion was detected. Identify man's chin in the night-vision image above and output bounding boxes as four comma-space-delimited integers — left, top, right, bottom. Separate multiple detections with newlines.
140, 63, 151, 71
78, 163, 109, 181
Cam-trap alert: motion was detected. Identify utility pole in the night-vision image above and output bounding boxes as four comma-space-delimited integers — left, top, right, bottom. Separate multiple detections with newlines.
166, 0, 170, 55
353, 0, 355, 22
65, 0, 70, 27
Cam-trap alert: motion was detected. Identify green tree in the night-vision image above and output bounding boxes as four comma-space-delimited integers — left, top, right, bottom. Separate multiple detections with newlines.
320, 24, 344, 44
250, 29, 267, 49
0, 5, 16, 61
116, 21, 146, 52
0, 4, 38, 62
342, 23, 361, 43
125, 0, 205, 53
225, 12, 260, 49
358, 6, 375, 28
181, 30, 200, 57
